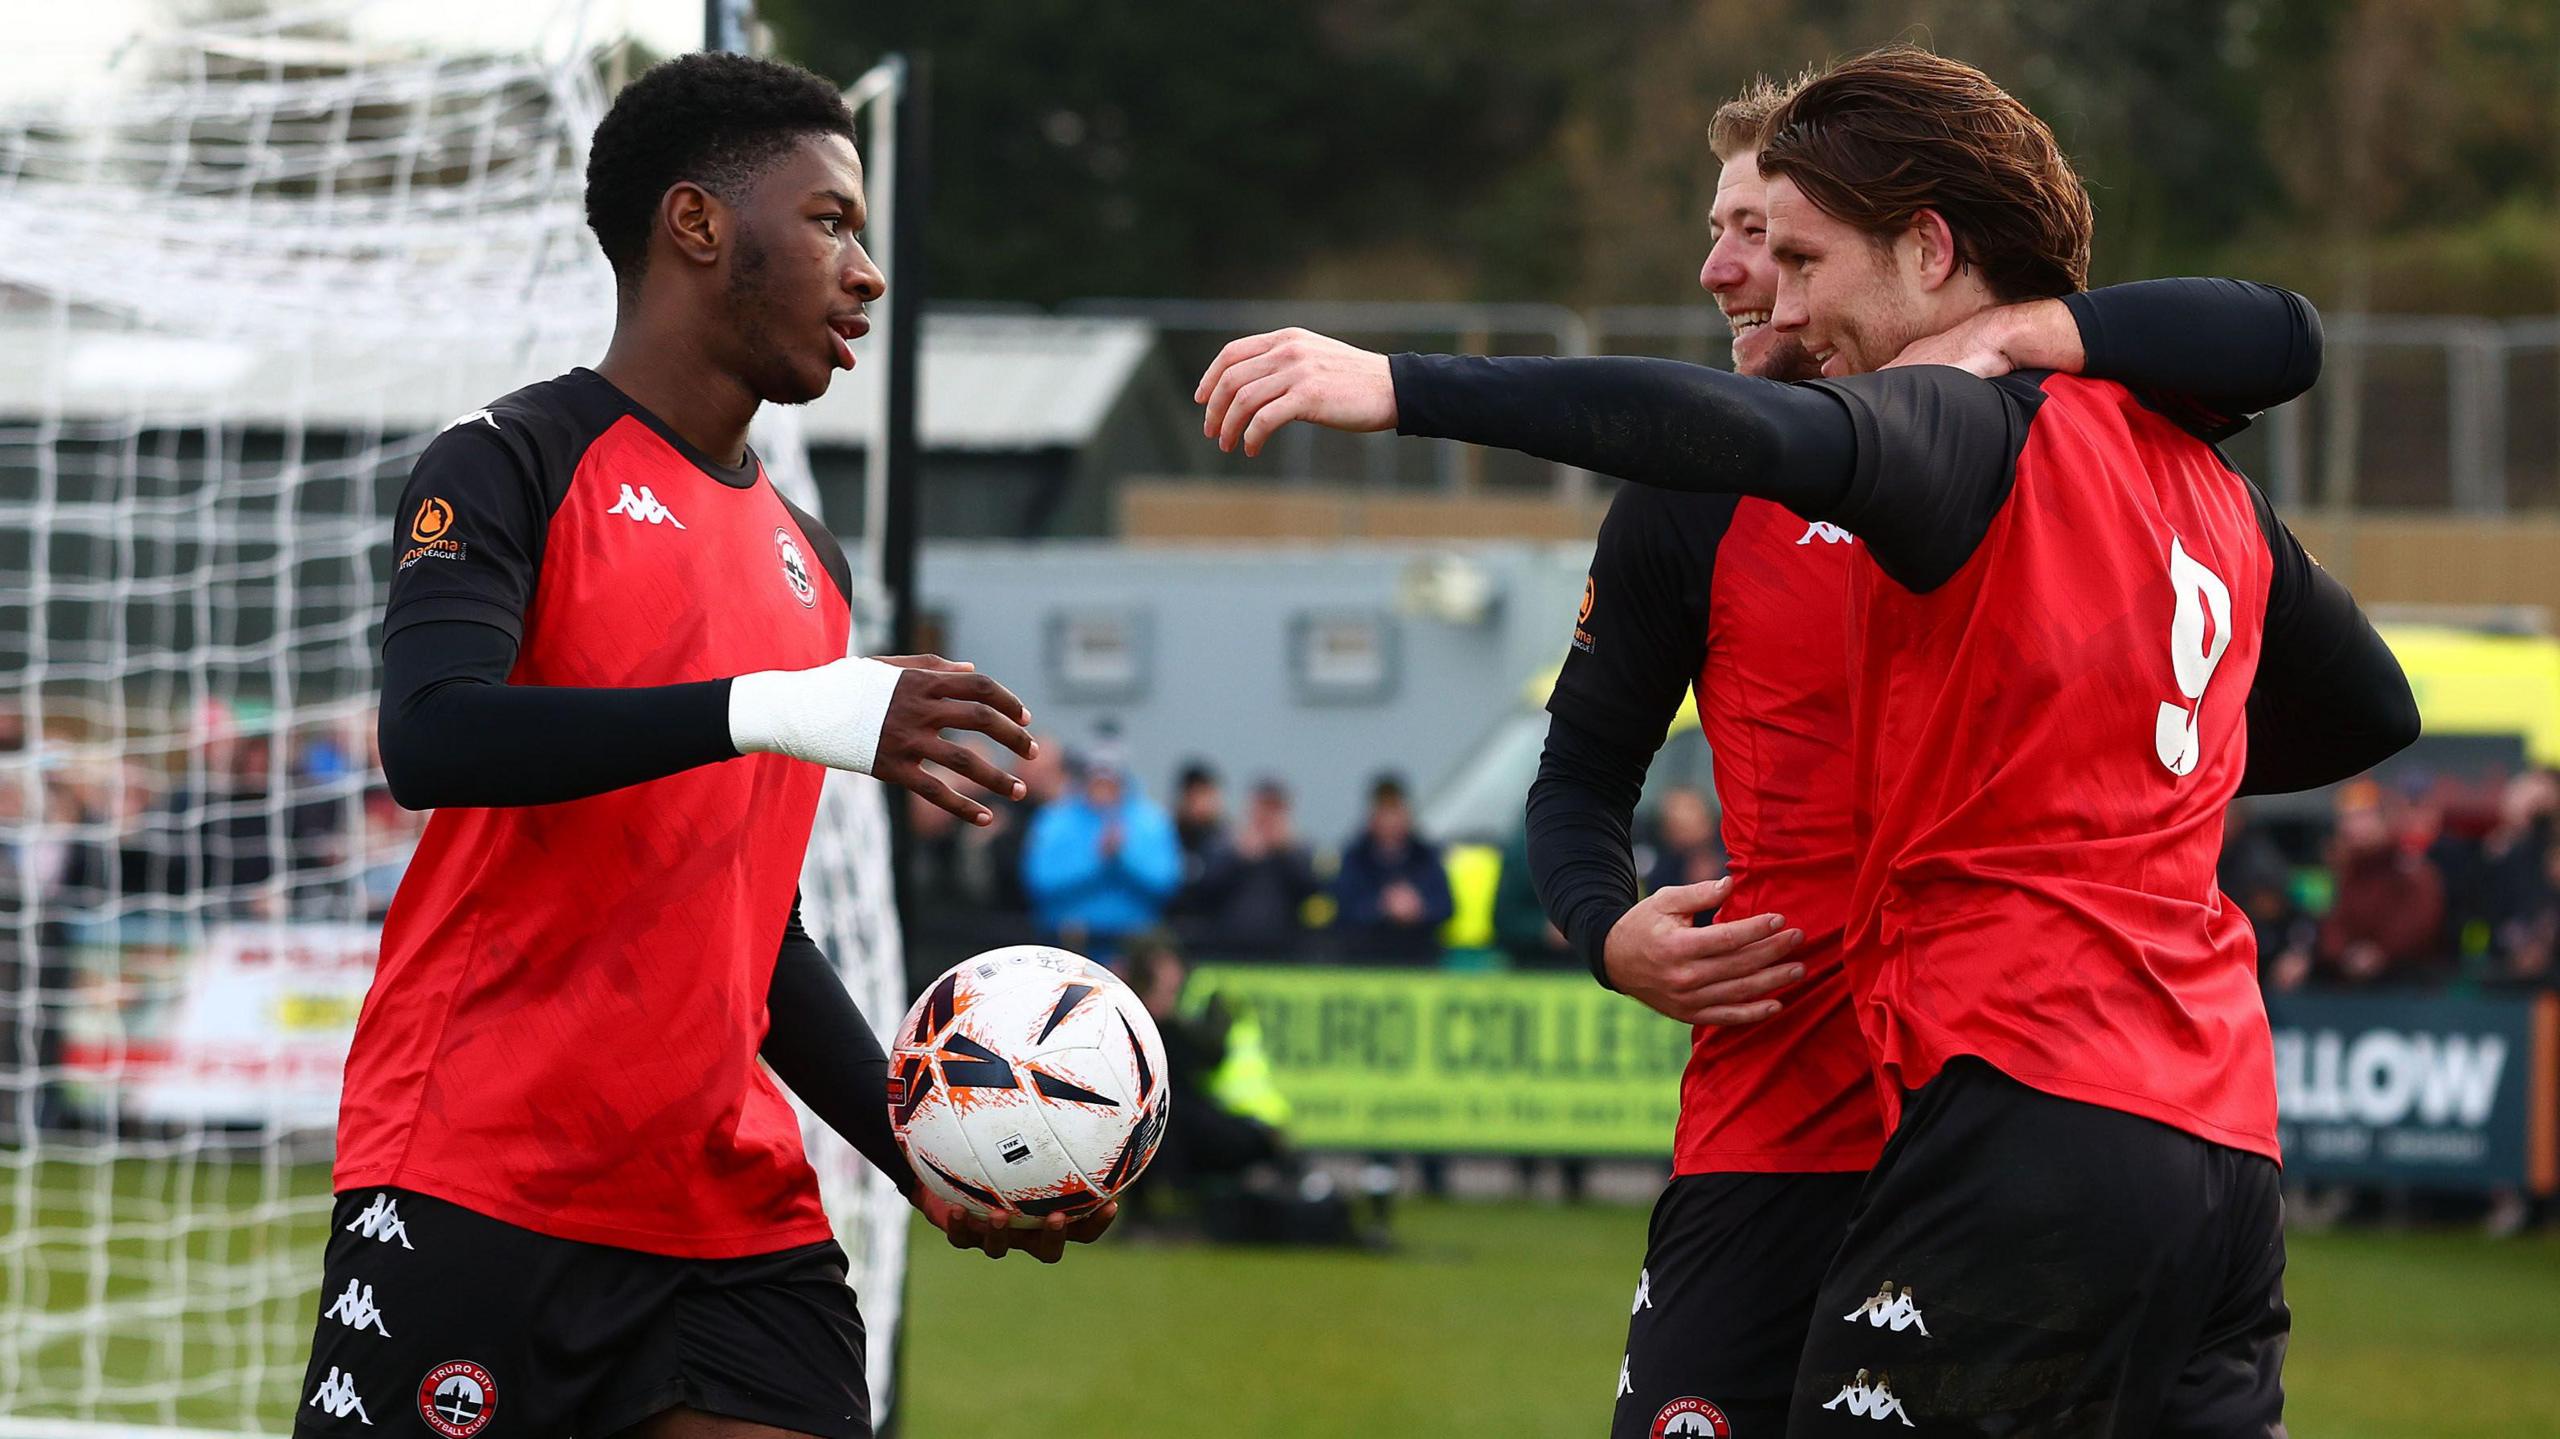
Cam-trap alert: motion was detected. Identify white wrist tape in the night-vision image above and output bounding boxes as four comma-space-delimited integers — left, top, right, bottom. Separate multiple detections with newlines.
729, 656, 905, 776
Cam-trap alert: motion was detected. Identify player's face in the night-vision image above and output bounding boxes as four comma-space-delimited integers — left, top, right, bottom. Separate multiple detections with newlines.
1700, 151, 1821, 382
725, 133, 883, 406
1764, 175, 1930, 378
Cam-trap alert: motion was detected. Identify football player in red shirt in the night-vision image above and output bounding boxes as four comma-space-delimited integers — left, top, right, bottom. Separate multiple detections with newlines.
1196, 47, 2415, 1437
296, 55, 1101, 1439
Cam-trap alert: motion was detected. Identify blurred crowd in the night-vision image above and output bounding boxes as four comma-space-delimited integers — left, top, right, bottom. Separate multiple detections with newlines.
0, 700, 422, 931
2225, 771, 2560, 1003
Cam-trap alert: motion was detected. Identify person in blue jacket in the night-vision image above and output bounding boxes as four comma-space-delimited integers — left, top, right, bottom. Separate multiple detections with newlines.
1022, 743, 1183, 965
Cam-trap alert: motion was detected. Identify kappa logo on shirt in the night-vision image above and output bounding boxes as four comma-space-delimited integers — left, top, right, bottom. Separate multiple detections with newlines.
444, 409, 499, 433
1631, 1267, 1653, 1316
1845, 1281, 1931, 1335
1822, 1369, 1916, 1427
1796, 520, 1856, 546
607, 484, 687, 528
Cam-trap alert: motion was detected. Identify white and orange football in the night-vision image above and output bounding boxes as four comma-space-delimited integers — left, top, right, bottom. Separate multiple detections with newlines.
887, 945, 1171, 1226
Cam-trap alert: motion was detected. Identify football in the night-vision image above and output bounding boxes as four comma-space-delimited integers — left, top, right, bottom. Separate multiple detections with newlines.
888, 945, 1172, 1226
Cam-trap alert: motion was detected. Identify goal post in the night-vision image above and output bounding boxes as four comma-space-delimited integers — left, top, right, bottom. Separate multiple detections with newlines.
0, 5, 913, 1433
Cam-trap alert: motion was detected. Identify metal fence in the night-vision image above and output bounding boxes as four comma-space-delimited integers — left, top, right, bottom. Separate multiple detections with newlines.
1065, 298, 2560, 512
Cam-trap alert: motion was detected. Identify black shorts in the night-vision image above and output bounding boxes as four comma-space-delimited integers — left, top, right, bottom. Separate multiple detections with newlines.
291, 1187, 869, 1439
1789, 1058, 2289, 1437
1612, 1171, 1864, 1439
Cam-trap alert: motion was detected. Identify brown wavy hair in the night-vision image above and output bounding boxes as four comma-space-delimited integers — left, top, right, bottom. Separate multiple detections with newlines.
1756, 46, 2091, 301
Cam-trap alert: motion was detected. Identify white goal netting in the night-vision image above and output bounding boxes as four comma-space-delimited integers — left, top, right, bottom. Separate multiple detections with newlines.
0, 4, 909, 1433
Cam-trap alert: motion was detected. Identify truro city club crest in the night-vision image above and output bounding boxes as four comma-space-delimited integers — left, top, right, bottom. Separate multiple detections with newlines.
1651, 1397, 1733, 1438
774, 527, 817, 607
417, 1361, 497, 1439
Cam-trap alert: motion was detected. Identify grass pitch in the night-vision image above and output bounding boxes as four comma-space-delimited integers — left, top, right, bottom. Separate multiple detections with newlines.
903, 1198, 2560, 1439
3, 1158, 2555, 1436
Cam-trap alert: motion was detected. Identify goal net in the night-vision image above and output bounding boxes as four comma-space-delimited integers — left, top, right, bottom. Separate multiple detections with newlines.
0, 4, 909, 1433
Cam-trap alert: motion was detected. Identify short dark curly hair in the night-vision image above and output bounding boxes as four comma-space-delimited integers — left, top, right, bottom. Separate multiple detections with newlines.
584, 52, 858, 286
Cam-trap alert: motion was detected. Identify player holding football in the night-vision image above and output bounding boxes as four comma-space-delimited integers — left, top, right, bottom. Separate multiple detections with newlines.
1198, 47, 2418, 1434
295, 55, 1100, 1439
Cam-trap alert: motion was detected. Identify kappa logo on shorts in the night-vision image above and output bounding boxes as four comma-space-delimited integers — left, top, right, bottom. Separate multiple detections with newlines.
418, 1360, 499, 1439
324, 1277, 391, 1336
1822, 1369, 1915, 1427
1844, 1282, 1930, 1336
1631, 1266, 1654, 1316
1651, 1397, 1733, 1438
307, 1366, 373, 1425
775, 526, 816, 607
343, 1193, 414, 1249
1796, 520, 1855, 546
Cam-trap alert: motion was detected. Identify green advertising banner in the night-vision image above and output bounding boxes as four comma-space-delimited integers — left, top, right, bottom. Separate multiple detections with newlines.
1186, 964, 1693, 1156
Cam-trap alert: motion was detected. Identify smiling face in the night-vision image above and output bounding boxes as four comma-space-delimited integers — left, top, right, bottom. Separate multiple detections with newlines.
721, 131, 884, 406
1763, 175, 1939, 378
1700, 150, 1823, 382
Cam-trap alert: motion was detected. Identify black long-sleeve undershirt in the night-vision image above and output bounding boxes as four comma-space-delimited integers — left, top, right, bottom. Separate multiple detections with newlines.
377, 619, 738, 810
1391, 352, 1858, 516
766, 897, 920, 1197
378, 617, 916, 1195
1525, 713, 1651, 989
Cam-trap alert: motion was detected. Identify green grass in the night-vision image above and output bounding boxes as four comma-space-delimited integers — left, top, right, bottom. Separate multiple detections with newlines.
904, 1200, 2560, 1439
5, 1159, 2556, 1437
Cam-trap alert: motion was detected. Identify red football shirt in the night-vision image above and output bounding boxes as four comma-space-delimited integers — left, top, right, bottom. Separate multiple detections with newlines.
1551, 488, 1883, 1174
339, 370, 850, 1256
1817, 369, 2290, 1159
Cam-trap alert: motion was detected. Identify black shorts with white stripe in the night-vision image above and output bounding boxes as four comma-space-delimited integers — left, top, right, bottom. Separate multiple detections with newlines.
292, 1187, 868, 1439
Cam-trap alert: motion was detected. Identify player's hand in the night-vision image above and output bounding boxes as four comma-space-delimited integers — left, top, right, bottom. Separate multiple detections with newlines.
1195, 329, 1396, 456
1883, 297, 2082, 379
1602, 876, 1806, 1027
913, 1188, 1117, 1264
874, 656, 1038, 829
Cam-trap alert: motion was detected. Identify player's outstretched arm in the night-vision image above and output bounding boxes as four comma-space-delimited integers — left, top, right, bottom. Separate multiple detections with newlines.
1884, 278, 2322, 433
1194, 330, 1855, 513
760, 896, 1114, 1263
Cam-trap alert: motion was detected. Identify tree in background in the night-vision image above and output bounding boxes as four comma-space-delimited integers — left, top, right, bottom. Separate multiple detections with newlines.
764, 0, 2556, 315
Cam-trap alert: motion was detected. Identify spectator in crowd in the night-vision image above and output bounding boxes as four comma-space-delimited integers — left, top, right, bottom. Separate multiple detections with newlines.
2309, 781, 2448, 988
986, 736, 1071, 918
1643, 785, 1724, 894
1124, 933, 1288, 1196
1172, 760, 1229, 893
2477, 771, 2557, 959
2221, 809, 2313, 992
1331, 773, 1453, 963
1021, 742, 1182, 966
1181, 777, 1322, 959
